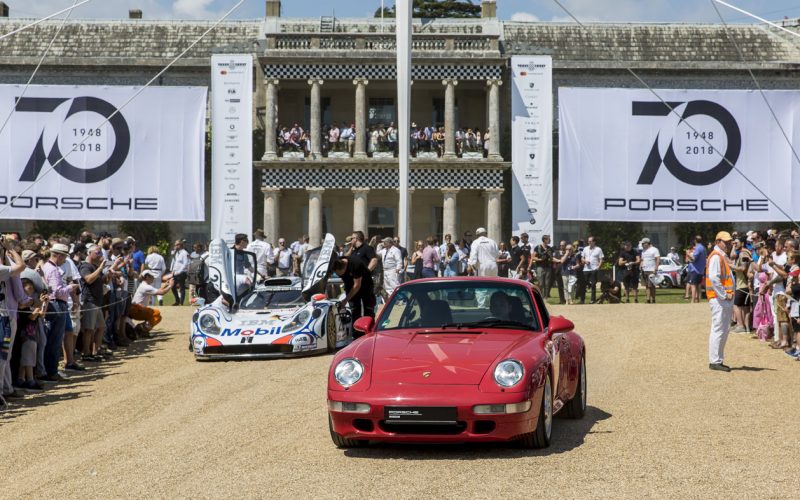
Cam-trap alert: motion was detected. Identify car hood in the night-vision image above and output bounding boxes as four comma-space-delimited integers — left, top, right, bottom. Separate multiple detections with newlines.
370, 330, 526, 385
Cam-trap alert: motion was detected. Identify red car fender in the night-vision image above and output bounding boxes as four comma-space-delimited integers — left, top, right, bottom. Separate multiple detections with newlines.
561, 331, 585, 401
328, 334, 376, 392
477, 334, 550, 394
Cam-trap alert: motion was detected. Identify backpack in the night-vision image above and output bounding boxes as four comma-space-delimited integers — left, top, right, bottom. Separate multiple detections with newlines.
186, 256, 206, 286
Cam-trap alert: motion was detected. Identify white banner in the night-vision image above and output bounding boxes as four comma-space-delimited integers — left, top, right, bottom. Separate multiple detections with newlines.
511, 56, 553, 239
559, 88, 800, 222
0, 85, 206, 221
211, 55, 253, 245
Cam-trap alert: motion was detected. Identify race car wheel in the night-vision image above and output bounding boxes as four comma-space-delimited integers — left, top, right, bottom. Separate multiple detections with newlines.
326, 308, 337, 352
329, 415, 366, 449
658, 277, 672, 289
521, 371, 552, 449
562, 353, 586, 419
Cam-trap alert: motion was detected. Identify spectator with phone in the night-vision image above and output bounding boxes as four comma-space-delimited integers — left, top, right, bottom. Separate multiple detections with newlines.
1, 237, 27, 399
41, 243, 79, 381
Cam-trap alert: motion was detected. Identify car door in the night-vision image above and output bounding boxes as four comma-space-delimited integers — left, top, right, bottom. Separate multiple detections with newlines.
531, 289, 570, 400
302, 233, 336, 300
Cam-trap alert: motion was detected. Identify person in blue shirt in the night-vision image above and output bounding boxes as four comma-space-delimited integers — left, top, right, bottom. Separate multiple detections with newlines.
685, 235, 707, 303
127, 237, 146, 273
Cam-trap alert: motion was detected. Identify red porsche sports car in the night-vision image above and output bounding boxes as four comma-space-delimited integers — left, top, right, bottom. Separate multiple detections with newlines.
327, 277, 586, 448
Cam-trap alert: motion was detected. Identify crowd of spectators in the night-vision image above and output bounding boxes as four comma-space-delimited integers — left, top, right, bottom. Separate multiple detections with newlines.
274, 122, 491, 158
0, 230, 186, 408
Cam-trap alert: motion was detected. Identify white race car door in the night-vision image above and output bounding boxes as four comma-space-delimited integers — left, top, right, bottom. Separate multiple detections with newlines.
302, 233, 336, 301
206, 239, 257, 307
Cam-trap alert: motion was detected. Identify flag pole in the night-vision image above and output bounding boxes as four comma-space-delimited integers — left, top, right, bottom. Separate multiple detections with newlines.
397, 0, 411, 248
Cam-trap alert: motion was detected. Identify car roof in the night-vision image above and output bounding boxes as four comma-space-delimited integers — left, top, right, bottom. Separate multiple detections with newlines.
397, 276, 537, 289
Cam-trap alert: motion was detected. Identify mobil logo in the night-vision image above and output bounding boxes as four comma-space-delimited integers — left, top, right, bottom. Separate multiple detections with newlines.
220, 326, 283, 337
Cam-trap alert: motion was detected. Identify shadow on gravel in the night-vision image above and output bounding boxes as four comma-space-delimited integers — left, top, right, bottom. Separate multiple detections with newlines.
343, 406, 612, 459
730, 365, 776, 372
0, 335, 169, 421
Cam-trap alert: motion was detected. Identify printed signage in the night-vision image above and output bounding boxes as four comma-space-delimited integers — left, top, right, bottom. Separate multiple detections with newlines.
0, 85, 206, 220
511, 56, 553, 239
211, 55, 253, 244
558, 88, 800, 222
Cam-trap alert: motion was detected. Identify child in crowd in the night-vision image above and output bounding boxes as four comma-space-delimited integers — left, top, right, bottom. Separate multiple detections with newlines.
753, 272, 774, 342
772, 286, 791, 350
15, 279, 47, 391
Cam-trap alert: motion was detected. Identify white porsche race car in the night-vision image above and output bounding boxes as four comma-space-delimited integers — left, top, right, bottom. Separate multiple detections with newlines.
190, 234, 353, 360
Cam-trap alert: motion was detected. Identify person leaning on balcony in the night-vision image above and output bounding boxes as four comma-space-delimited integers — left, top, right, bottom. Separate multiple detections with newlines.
340, 123, 354, 155
328, 122, 340, 152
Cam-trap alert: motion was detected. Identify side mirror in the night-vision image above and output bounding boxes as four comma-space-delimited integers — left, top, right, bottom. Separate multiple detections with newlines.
353, 316, 375, 335
548, 315, 574, 337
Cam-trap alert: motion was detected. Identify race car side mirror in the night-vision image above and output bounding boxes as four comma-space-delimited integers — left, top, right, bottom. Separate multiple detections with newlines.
548, 316, 574, 337
353, 316, 374, 335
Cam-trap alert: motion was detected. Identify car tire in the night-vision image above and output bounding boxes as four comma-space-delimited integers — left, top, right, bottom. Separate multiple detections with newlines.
520, 371, 552, 449
326, 308, 337, 352
658, 277, 672, 289
329, 415, 366, 448
562, 353, 586, 419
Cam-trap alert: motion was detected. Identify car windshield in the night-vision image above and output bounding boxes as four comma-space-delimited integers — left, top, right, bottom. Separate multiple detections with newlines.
239, 289, 304, 310
377, 281, 540, 331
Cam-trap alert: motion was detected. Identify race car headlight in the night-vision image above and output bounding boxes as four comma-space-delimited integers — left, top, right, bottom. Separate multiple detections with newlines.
198, 314, 220, 335
494, 360, 524, 388
334, 358, 364, 387
283, 308, 311, 333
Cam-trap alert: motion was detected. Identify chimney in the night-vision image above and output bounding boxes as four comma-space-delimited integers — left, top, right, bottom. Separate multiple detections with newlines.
481, 0, 497, 19
0, 2, 9, 18
266, 0, 281, 17
129, 9, 142, 19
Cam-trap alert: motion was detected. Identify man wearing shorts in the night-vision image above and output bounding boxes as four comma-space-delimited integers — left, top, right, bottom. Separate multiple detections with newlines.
732, 236, 752, 333
79, 245, 106, 361
616, 241, 640, 303
639, 238, 661, 304
686, 235, 707, 303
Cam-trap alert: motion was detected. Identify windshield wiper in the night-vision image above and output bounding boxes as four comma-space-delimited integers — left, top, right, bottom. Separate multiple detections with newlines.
440, 319, 535, 330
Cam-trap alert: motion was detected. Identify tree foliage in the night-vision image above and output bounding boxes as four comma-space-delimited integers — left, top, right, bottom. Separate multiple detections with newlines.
375, 0, 480, 19
118, 221, 172, 248
31, 221, 86, 240
587, 221, 645, 261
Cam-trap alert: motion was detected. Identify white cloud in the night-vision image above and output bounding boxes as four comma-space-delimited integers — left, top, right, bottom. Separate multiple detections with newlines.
173, 0, 219, 19
510, 12, 539, 22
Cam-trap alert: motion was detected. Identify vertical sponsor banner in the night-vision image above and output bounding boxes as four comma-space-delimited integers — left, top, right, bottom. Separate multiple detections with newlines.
0, 85, 206, 221
558, 88, 800, 222
511, 56, 553, 240
211, 55, 253, 244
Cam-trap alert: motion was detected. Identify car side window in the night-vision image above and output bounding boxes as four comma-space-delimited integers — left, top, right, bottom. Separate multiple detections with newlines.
531, 290, 549, 328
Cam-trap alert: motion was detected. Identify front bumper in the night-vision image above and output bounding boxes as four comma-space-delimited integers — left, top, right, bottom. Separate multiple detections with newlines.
328, 383, 541, 443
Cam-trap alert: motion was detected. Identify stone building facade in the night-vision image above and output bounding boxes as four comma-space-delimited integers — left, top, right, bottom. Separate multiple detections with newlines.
1, 0, 799, 249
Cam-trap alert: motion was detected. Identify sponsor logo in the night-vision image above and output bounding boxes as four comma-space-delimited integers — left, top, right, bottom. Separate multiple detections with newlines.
633, 100, 741, 186
220, 326, 283, 337
16, 96, 131, 184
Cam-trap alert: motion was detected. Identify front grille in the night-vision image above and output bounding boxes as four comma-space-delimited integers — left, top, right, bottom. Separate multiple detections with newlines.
379, 421, 467, 435
203, 344, 294, 355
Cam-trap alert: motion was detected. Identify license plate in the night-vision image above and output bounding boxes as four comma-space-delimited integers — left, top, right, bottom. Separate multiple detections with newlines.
384, 406, 457, 423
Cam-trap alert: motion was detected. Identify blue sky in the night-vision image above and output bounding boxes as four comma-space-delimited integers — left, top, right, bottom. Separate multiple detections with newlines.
6, 0, 800, 23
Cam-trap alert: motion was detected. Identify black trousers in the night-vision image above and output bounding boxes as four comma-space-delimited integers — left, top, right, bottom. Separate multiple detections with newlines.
349, 291, 376, 325
583, 270, 598, 303
172, 272, 187, 305
553, 269, 565, 304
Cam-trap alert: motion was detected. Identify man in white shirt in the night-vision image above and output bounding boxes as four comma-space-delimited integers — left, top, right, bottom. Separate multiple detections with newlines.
273, 238, 294, 276
468, 227, 499, 308
639, 238, 661, 304
439, 234, 451, 276
129, 270, 173, 333
246, 229, 273, 281
581, 236, 604, 304
667, 246, 681, 265
378, 237, 403, 297
169, 240, 190, 305
707, 231, 735, 371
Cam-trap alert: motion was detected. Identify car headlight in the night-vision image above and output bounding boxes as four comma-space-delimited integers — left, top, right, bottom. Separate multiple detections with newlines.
283, 308, 312, 333
198, 314, 220, 335
494, 360, 524, 387
334, 358, 364, 387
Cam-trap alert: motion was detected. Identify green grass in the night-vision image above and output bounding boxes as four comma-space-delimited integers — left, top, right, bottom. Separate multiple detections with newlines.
544, 286, 694, 305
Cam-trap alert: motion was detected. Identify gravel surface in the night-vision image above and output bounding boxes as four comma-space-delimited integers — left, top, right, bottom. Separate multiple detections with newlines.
2, 303, 799, 498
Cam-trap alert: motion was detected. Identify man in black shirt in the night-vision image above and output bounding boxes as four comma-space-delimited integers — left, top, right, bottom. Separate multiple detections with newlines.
509, 236, 523, 279
518, 233, 532, 280
532, 234, 554, 298
615, 241, 641, 303
350, 231, 377, 272
79, 245, 108, 358
333, 257, 375, 334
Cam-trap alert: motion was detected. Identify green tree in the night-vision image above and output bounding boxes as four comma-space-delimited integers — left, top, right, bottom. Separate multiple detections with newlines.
375, 0, 480, 19
587, 221, 646, 266
118, 221, 172, 249
31, 220, 86, 240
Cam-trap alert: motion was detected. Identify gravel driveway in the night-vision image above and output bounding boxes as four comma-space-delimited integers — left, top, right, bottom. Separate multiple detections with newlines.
2, 303, 798, 498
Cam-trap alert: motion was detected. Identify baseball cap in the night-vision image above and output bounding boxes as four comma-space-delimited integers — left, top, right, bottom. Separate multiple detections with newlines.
715, 231, 733, 242
641, 238, 651, 244
476, 227, 487, 235
141, 270, 156, 278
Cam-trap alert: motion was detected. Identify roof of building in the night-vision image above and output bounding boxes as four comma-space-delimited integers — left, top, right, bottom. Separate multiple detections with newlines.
0, 17, 798, 70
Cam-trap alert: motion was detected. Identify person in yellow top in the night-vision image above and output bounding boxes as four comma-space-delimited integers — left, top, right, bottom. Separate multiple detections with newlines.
705, 231, 735, 371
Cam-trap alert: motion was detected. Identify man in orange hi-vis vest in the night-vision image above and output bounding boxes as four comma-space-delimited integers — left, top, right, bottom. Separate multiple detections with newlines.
706, 231, 735, 372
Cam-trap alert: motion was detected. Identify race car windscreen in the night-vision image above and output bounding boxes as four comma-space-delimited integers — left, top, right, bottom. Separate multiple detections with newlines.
376, 282, 540, 331
239, 289, 305, 310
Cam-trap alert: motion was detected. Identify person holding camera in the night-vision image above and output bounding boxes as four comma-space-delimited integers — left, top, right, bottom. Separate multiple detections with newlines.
41, 243, 79, 381
532, 235, 554, 299
616, 241, 641, 303
1, 237, 27, 398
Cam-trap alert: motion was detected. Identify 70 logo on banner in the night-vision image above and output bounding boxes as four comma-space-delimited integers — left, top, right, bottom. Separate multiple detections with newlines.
633, 100, 741, 186
15, 96, 130, 184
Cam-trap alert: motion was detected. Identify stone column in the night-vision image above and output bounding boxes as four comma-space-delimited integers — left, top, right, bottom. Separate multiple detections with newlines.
262, 187, 282, 244
442, 188, 459, 240
442, 79, 458, 159
307, 187, 325, 247
353, 78, 369, 159
486, 79, 503, 161
308, 79, 323, 158
352, 188, 370, 235
483, 188, 504, 243
262, 79, 279, 160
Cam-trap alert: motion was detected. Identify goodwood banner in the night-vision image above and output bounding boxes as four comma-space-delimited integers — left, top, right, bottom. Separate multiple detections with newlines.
511, 56, 553, 239
558, 88, 800, 222
211, 54, 253, 244
0, 85, 206, 221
